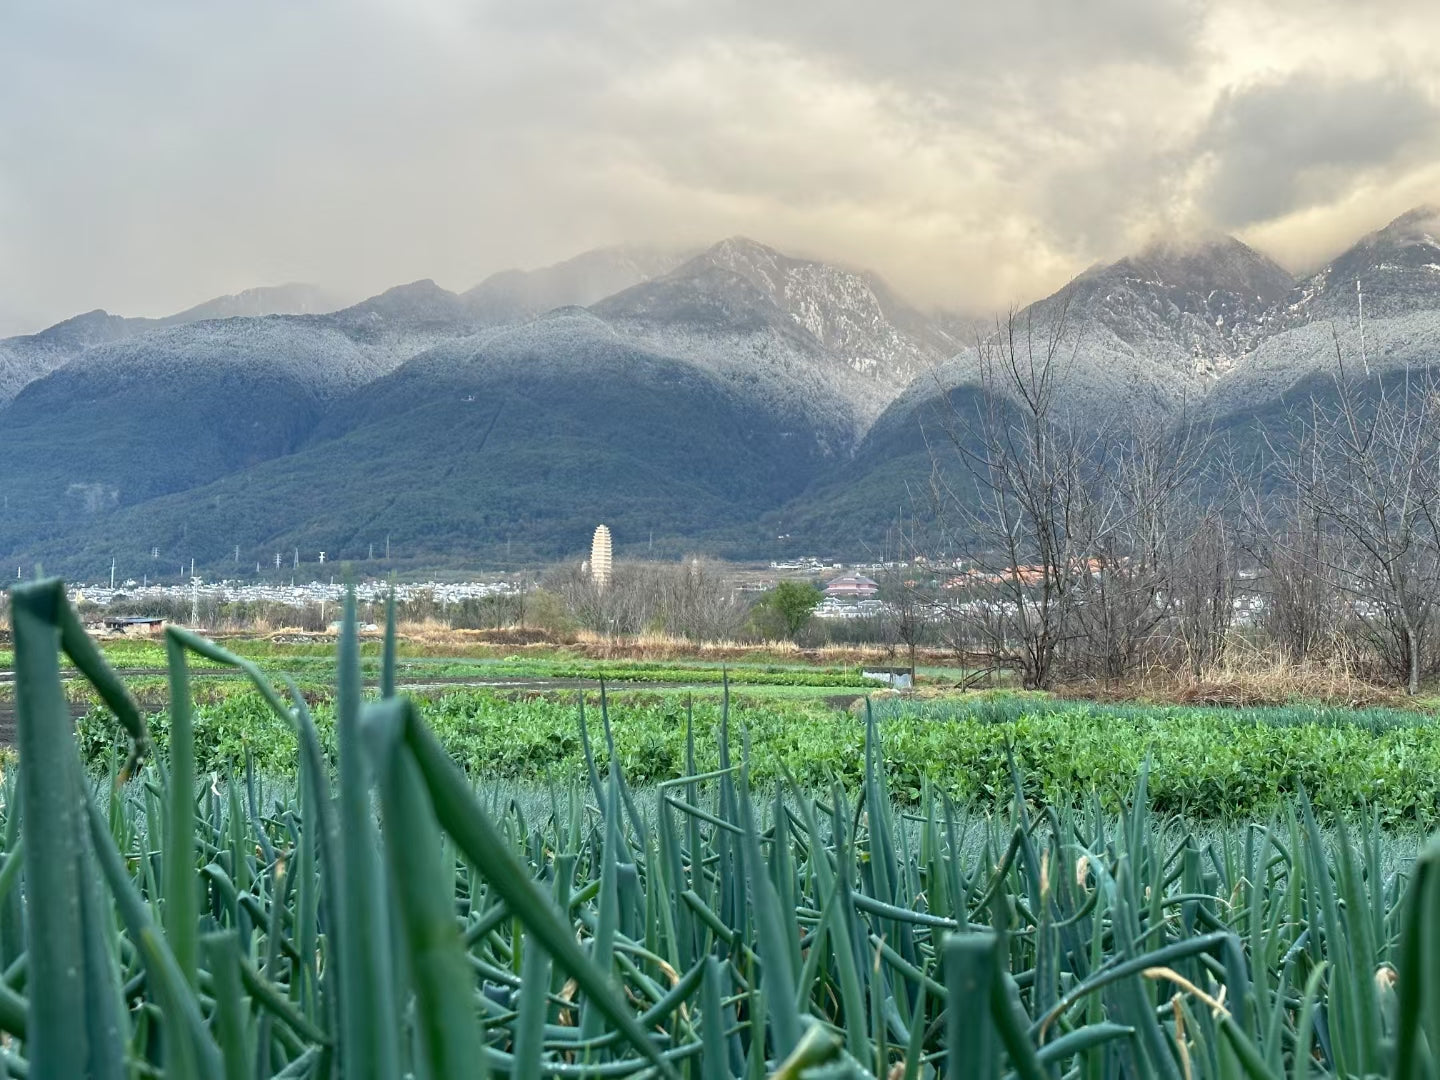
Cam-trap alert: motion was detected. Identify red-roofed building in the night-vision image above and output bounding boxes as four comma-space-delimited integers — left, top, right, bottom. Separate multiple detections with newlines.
824, 573, 879, 599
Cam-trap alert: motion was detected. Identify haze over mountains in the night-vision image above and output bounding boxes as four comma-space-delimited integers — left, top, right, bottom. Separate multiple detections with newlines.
2, 208, 1438, 577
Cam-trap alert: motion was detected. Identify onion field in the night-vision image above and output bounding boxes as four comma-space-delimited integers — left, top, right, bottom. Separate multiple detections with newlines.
6, 578, 1440, 1078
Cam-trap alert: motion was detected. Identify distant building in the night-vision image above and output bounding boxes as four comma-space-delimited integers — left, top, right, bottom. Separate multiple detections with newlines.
102, 616, 166, 635
863, 668, 914, 690
824, 573, 879, 599
946, 558, 1107, 591
591, 525, 613, 590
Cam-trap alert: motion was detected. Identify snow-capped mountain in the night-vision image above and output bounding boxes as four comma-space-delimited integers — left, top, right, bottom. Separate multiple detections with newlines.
1204, 206, 1440, 421
6, 212, 1440, 574
0, 310, 144, 404
1282, 205, 1440, 322
685, 237, 954, 382
591, 257, 874, 434
1068, 235, 1293, 370
887, 232, 1296, 431
1033, 234, 1293, 420
0, 283, 350, 405
161, 283, 348, 324
463, 246, 691, 323
592, 238, 955, 428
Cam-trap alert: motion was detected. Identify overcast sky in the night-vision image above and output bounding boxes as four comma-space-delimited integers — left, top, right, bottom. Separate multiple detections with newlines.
3, 0, 1438, 335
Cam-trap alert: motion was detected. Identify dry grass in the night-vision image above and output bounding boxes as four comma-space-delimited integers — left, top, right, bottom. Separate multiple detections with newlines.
564, 630, 964, 666
1056, 646, 1409, 709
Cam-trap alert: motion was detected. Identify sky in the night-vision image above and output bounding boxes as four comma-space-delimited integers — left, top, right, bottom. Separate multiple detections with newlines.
3, 0, 1439, 335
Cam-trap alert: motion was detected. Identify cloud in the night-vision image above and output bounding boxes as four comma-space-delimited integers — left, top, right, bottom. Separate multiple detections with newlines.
0, 0, 1438, 332
1197, 73, 1440, 226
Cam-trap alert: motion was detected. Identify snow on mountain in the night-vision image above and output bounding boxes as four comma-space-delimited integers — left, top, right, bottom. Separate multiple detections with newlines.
683, 237, 954, 383
0, 284, 346, 406
358, 307, 858, 456
311, 307, 862, 517
590, 238, 959, 432
895, 234, 1295, 429
1204, 207, 1440, 420
160, 283, 347, 323
1049, 235, 1291, 399
463, 246, 691, 322
0, 239, 966, 427
592, 261, 877, 433
1282, 206, 1440, 322
56, 317, 396, 396
0, 280, 489, 427
0, 310, 153, 405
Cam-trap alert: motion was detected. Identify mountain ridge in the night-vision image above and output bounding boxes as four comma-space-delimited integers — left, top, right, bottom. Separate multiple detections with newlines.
4, 207, 1439, 574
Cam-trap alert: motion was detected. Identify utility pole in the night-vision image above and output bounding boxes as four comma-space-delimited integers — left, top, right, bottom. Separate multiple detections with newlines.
1357, 279, 1370, 376
318, 552, 326, 566
110, 558, 116, 590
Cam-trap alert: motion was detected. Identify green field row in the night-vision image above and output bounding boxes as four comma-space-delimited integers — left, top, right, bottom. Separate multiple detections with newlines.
75, 687, 1440, 824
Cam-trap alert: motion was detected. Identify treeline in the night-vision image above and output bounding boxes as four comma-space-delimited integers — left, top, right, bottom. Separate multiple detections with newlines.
88, 591, 531, 634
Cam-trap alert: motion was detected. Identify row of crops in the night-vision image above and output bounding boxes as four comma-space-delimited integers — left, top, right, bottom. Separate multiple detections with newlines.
10, 577, 1440, 1077
6, 637, 887, 689
74, 681, 1440, 824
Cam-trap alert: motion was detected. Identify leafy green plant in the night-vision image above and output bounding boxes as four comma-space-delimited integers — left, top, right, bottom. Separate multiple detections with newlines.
79, 683, 1440, 822
7, 577, 1440, 1077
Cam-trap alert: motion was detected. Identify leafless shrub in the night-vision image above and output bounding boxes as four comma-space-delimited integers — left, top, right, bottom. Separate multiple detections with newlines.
542, 558, 750, 641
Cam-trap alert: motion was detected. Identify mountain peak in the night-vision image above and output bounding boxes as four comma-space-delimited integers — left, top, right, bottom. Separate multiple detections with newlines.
707, 235, 783, 260
388, 278, 446, 295
1026, 232, 1295, 397
340, 279, 468, 324
1099, 233, 1293, 304
606, 236, 951, 387
161, 282, 344, 324
463, 245, 690, 321
1288, 205, 1440, 320
28, 308, 138, 346
1372, 204, 1440, 249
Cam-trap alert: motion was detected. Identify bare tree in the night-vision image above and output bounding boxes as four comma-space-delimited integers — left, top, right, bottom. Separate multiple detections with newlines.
874, 560, 927, 682
1237, 475, 1338, 665
654, 557, 750, 641
541, 558, 748, 641
931, 306, 1098, 688
1272, 339, 1440, 693
934, 306, 1204, 687
1065, 416, 1207, 681
1169, 510, 1236, 677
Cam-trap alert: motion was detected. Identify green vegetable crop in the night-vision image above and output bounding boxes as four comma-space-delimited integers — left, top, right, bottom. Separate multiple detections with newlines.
8, 576, 1440, 1077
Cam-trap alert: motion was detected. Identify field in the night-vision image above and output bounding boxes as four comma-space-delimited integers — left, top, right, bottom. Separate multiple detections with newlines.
7, 590, 1440, 1078
21, 633, 1436, 825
